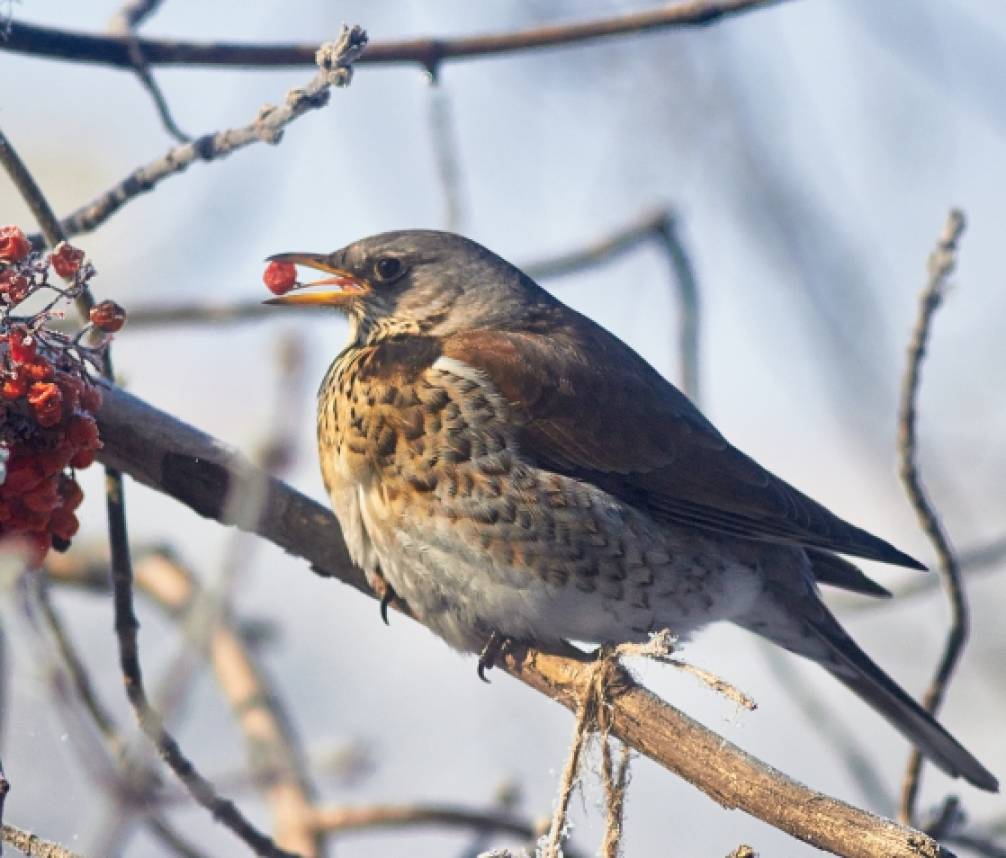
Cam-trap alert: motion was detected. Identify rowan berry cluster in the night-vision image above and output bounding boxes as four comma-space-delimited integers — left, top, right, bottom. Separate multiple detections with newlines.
0, 225, 125, 565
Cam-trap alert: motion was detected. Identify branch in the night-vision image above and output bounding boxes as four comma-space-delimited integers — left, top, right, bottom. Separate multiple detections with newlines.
1, 824, 86, 858
107, 0, 191, 143
93, 382, 953, 858
27, 26, 367, 243
5, 1, 784, 74
896, 210, 971, 825
308, 804, 542, 842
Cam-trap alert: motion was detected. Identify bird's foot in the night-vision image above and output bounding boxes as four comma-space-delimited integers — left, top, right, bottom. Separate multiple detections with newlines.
477, 631, 513, 683
368, 570, 399, 625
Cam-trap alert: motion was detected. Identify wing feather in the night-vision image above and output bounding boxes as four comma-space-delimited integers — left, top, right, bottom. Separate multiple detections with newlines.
442, 320, 924, 570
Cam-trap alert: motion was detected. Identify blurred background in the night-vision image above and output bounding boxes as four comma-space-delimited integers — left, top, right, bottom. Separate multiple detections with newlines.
2, 1, 1005, 855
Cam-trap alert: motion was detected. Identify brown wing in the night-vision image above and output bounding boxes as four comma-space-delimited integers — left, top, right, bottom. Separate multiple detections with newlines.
442, 320, 924, 570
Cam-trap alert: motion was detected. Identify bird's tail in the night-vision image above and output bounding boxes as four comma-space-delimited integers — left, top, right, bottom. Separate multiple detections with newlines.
736, 589, 998, 792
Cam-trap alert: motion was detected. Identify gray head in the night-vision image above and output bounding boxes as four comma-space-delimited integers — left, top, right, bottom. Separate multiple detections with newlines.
266, 230, 557, 342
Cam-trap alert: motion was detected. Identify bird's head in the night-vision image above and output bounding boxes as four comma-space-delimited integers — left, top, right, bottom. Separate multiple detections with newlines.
265, 230, 556, 342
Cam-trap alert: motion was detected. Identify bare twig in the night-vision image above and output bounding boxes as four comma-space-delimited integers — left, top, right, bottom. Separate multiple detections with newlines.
108, 0, 165, 30
93, 384, 955, 857
1, 825, 86, 858
308, 803, 545, 843
26, 26, 367, 244
427, 83, 466, 231
654, 214, 701, 401
897, 209, 970, 826
108, 0, 190, 143
4, 1, 785, 74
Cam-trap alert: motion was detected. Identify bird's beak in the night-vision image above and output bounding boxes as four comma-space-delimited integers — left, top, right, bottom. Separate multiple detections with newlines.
262, 252, 370, 306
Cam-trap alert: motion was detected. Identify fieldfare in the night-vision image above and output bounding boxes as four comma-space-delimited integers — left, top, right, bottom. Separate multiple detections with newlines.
267, 230, 996, 792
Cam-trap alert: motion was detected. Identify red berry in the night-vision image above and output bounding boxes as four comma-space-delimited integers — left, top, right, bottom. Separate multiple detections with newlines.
66, 415, 100, 449
56, 375, 81, 411
70, 447, 96, 469
22, 482, 60, 514
0, 270, 31, 303
8, 326, 36, 363
28, 381, 63, 427
50, 242, 85, 278
80, 383, 103, 413
58, 477, 84, 510
38, 446, 75, 476
25, 358, 55, 382
263, 261, 298, 295
49, 508, 79, 541
3, 461, 43, 494
2, 370, 28, 400
0, 226, 31, 262
89, 300, 127, 333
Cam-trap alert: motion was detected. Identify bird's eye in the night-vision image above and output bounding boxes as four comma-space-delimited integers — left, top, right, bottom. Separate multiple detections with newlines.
374, 257, 403, 281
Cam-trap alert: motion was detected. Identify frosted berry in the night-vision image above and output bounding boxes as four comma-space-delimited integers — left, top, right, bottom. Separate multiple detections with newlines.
50, 242, 85, 278
0, 226, 31, 262
89, 300, 127, 333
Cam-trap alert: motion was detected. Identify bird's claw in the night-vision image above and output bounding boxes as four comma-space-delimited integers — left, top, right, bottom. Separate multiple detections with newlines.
369, 570, 398, 626
477, 631, 512, 683
379, 587, 395, 625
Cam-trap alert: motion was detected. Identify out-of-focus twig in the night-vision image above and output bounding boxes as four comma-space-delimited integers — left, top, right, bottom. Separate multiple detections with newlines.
25, 26, 367, 245
4, 1, 787, 74
108, 0, 190, 143
896, 209, 970, 826
427, 83, 466, 231
308, 803, 547, 843
654, 214, 701, 401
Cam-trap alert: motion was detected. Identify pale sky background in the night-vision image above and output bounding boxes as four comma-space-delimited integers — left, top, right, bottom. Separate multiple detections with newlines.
1, 1, 1005, 856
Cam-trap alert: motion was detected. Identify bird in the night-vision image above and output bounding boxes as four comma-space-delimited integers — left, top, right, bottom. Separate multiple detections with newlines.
265, 229, 997, 792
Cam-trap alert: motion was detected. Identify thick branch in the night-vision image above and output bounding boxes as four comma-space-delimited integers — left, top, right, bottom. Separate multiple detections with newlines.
5, 1, 783, 74
94, 382, 952, 858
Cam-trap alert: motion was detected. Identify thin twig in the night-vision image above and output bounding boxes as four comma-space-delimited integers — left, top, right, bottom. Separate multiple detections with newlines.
427, 83, 466, 231
92, 383, 955, 858
1, 825, 85, 858
108, 0, 190, 143
896, 209, 970, 827
25, 26, 367, 244
308, 803, 549, 844
654, 214, 701, 402
4, 1, 786, 74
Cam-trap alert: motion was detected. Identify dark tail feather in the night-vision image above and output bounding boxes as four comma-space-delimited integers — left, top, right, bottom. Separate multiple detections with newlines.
802, 615, 996, 790
807, 549, 891, 598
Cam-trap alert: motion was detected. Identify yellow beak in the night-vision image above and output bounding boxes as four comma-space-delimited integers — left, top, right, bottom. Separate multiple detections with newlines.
263, 252, 370, 306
